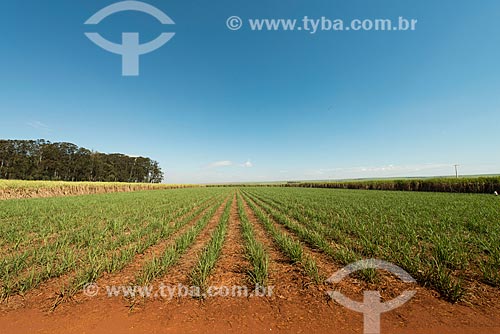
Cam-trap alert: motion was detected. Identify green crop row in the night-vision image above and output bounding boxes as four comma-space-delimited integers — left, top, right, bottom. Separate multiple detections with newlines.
190, 197, 234, 290
236, 193, 269, 286
241, 192, 321, 283
135, 195, 229, 286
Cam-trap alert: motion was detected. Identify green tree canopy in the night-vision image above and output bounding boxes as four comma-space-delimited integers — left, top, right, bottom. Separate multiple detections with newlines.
0, 139, 164, 183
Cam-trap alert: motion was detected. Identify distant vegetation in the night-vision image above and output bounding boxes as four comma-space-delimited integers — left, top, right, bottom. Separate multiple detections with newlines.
282, 176, 500, 194
0, 139, 163, 183
0, 180, 195, 200
211, 176, 500, 194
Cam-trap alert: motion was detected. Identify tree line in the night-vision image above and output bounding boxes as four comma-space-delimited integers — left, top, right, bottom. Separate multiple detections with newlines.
0, 140, 164, 183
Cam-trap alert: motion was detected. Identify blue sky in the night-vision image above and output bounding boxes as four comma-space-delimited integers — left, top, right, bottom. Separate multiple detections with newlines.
1, 0, 499, 183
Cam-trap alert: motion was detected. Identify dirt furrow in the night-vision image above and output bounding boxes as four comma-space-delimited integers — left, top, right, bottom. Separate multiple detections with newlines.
209, 194, 248, 287
242, 191, 338, 280
143, 195, 233, 299
238, 191, 354, 331
240, 191, 306, 288
91, 198, 218, 289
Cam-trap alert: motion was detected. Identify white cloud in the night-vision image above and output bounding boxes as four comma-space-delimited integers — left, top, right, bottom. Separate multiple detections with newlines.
207, 160, 233, 168
241, 160, 253, 168
206, 159, 254, 169
308, 163, 455, 179
27, 120, 51, 131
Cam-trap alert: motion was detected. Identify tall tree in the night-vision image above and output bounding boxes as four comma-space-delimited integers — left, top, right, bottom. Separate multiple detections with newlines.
0, 140, 165, 183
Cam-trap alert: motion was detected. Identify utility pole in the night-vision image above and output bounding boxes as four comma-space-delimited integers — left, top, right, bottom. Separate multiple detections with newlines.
453, 164, 460, 178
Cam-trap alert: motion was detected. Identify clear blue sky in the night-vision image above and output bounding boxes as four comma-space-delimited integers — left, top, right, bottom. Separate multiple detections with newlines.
1, 0, 499, 183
